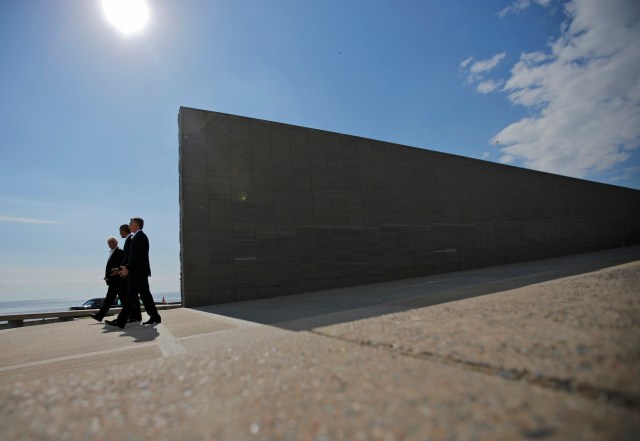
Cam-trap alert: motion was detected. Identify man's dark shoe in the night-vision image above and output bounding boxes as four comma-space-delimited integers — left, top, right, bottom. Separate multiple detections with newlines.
105, 319, 125, 329
142, 317, 161, 325
127, 317, 141, 323
89, 313, 102, 322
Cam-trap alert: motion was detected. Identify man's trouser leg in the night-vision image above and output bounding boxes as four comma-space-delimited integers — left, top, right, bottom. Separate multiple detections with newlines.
138, 276, 161, 321
121, 276, 141, 321
95, 282, 119, 320
115, 278, 137, 327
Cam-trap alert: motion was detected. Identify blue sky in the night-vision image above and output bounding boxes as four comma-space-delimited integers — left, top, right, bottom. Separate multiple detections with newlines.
1, 0, 638, 302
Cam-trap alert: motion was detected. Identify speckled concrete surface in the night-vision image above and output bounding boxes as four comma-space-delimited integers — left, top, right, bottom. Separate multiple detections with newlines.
1, 251, 639, 440
318, 262, 640, 399
1, 329, 638, 441
0, 345, 162, 386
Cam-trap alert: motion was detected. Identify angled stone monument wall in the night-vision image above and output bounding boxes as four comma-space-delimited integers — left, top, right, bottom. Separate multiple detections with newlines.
179, 106, 640, 307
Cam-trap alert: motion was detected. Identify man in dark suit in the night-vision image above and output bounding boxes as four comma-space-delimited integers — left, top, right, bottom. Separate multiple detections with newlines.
119, 223, 142, 322
107, 217, 161, 328
89, 236, 124, 322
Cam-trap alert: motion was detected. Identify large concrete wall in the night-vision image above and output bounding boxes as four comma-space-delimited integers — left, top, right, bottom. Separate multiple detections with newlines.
179, 107, 640, 307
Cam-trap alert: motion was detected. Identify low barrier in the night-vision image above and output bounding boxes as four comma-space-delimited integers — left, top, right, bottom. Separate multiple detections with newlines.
0, 303, 182, 329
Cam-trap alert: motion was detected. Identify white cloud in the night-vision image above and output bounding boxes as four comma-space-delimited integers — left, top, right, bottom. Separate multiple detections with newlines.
0, 216, 64, 224
459, 56, 473, 70
470, 52, 506, 74
492, 0, 640, 179
499, 0, 553, 18
481, 152, 491, 159
459, 53, 506, 85
477, 79, 503, 94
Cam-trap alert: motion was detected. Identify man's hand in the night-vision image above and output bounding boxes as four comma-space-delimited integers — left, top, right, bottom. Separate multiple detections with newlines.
120, 266, 129, 277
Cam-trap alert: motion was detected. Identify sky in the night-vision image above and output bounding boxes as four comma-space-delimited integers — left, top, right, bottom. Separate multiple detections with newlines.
0, 0, 638, 302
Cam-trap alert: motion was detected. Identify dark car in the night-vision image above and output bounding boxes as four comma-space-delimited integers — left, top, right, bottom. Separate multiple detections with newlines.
69, 297, 120, 310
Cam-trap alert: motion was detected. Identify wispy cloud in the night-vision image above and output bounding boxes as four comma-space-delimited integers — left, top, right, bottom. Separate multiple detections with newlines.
477, 79, 504, 94
470, 53, 506, 74
0, 216, 64, 224
462, 0, 640, 181
498, 0, 552, 18
610, 167, 640, 183
459, 56, 473, 70
459, 53, 506, 85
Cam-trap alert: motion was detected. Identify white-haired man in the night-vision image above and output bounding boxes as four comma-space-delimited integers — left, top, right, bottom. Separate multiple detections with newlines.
90, 236, 124, 322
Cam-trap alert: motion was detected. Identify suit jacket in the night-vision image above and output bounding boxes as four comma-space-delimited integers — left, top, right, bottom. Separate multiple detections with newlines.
105, 247, 124, 285
126, 230, 151, 278
122, 234, 133, 267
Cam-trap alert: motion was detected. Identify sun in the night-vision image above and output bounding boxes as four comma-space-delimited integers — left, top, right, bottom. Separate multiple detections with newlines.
102, 0, 149, 35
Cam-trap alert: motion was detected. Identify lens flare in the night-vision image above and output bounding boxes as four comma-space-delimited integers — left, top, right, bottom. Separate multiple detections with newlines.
102, 0, 149, 35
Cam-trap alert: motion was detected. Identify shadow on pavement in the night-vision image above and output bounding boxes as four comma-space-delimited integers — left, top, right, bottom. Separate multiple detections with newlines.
101, 323, 160, 342
194, 246, 640, 332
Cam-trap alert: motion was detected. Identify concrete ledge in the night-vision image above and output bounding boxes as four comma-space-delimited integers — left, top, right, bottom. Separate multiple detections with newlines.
0, 303, 182, 329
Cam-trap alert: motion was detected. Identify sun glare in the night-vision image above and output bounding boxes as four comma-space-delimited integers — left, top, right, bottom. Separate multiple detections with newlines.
102, 0, 149, 35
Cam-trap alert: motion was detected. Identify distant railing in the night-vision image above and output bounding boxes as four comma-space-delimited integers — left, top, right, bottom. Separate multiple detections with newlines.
0, 302, 182, 329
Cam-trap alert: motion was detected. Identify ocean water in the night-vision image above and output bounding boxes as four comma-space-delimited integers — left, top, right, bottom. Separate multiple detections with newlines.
0, 292, 182, 315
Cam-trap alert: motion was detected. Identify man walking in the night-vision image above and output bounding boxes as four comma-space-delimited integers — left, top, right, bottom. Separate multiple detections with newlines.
90, 236, 124, 322
107, 217, 161, 328
119, 223, 142, 322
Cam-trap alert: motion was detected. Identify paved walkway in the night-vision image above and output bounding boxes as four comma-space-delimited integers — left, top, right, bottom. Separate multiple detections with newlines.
1, 247, 639, 440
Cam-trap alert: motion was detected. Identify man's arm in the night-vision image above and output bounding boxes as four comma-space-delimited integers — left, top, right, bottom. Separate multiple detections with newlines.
106, 250, 120, 279
110, 249, 124, 276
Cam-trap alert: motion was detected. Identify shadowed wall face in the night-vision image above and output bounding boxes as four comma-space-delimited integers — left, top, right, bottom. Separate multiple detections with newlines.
179, 107, 640, 307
